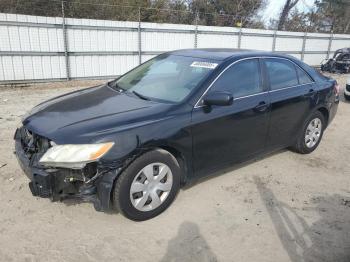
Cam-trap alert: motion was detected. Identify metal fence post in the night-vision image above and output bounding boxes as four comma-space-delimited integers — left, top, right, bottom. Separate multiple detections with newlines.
326, 31, 333, 59
138, 7, 142, 65
237, 26, 242, 49
61, 1, 70, 80
272, 29, 277, 51
301, 31, 307, 62
194, 12, 199, 48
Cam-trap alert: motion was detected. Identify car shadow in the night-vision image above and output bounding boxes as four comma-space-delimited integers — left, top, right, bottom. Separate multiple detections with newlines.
182, 148, 288, 190
254, 176, 350, 262
62, 197, 119, 215
160, 221, 218, 262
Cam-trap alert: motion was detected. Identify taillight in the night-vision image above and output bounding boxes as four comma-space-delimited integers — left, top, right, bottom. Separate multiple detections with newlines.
334, 82, 340, 96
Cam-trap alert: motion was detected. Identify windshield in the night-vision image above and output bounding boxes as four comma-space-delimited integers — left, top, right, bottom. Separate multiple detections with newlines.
114, 54, 218, 103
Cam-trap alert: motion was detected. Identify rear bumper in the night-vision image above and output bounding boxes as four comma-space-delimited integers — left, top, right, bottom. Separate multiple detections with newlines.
328, 99, 339, 126
14, 128, 119, 211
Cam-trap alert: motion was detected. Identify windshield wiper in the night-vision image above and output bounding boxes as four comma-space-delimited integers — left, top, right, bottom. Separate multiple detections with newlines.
107, 81, 150, 101
132, 91, 150, 101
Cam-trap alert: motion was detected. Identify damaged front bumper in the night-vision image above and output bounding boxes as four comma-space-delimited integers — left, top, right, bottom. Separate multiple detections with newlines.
14, 127, 120, 212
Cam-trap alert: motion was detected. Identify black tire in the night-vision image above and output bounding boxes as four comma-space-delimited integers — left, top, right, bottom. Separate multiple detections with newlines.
292, 111, 325, 154
344, 93, 350, 101
113, 149, 181, 221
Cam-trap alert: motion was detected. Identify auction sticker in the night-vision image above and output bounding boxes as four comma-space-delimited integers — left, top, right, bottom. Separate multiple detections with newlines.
190, 61, 218, 69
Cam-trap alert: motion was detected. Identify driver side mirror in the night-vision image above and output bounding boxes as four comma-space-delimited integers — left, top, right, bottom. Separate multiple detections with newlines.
203, 91, 233, 106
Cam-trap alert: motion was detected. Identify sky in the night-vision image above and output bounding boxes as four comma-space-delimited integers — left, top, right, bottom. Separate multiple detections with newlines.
261, 0, 316, 22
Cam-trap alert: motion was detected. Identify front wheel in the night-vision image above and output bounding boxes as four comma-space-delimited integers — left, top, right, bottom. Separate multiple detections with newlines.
113, 149, 181, 221
292, 111, 325, 154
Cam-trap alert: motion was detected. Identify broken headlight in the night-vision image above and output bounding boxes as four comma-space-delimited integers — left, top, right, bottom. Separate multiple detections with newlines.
39, 142, 114, 169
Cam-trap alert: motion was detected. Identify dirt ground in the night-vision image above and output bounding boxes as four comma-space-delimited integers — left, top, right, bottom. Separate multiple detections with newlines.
0, 74, 349, 262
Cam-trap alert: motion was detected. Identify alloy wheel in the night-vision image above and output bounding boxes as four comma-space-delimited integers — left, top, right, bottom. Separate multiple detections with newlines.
305, 118, 322, 148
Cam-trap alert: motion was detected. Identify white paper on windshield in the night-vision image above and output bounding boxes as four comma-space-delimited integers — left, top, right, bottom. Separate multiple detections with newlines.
190, 61, 218, 69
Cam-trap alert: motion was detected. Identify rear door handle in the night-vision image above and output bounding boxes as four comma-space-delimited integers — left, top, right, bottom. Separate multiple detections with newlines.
254, 101, 269, 112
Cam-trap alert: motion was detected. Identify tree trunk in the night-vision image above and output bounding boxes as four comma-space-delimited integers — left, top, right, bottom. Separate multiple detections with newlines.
344, 9, 350, 33
277, 0, 299, 30
344, 20, 350, 33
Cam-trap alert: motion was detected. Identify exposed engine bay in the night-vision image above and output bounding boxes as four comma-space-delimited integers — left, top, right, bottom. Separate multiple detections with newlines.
321, 48, 350, 74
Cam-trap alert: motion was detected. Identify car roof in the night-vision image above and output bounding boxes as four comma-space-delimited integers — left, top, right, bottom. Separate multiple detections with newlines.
169, 48, 293, 62
168, 48, 323, 83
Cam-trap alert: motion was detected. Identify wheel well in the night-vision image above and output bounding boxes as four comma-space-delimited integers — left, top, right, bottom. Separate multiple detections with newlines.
158, 146, 188, 185
317, 107, 329, 127
108, 145, 188, 209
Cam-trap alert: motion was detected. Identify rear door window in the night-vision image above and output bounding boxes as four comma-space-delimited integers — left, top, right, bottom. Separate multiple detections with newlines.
265, 58, 298, 90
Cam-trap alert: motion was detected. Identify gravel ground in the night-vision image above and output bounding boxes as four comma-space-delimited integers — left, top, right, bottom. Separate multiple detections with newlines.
0, 74, 349, 262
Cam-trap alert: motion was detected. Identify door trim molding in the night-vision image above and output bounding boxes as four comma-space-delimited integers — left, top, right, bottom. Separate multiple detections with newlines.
194, 56, 315, 108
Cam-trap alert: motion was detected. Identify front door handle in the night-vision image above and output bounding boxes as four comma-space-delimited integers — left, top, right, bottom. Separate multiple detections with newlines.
254, 101, 269, 112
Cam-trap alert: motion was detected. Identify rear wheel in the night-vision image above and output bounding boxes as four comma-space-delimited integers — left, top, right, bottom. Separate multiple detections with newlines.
292, 111, 325, 154
113, 149, 181, 221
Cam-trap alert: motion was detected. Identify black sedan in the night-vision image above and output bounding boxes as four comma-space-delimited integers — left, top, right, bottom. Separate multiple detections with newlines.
14, 49, 339, 221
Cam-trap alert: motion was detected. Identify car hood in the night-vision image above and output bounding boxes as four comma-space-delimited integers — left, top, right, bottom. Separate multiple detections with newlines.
23, 84, 169, 143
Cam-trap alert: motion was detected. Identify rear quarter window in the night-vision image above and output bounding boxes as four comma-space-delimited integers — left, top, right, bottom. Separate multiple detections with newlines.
296, 66, 313, 84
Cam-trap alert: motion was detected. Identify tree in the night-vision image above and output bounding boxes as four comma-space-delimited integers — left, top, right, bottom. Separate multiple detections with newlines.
281, 9, 312, 32
314, 0, 350, 33
189, 0, 266, 27
0, 0, 62, 17
277, 0, 299, 30
0, 0, 266, 27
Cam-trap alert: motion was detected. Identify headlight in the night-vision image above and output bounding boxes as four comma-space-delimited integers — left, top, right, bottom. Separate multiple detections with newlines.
39, 142, 114, 169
